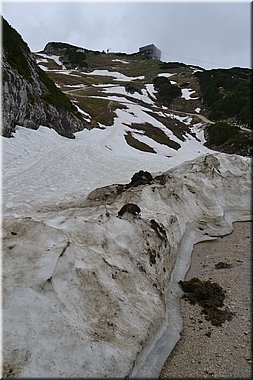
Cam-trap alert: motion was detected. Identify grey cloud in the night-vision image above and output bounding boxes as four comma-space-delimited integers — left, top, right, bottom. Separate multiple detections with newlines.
2, 1, 250, 69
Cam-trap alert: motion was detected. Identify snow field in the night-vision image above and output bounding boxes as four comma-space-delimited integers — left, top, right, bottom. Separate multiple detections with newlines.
3, 149, 251, 377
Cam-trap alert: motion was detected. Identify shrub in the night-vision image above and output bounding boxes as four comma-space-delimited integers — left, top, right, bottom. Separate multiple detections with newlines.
2, 17, 31, 81
160, 61, 187, 69
195, 67, 251, 125
125, 82, 143, 94
38, 67, 77, 112
153, 76, 181, 106
206, 122, 239, 146
66, 50, 87, 67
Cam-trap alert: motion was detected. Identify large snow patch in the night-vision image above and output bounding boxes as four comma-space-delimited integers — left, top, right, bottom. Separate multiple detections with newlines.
2, 152, 251, 378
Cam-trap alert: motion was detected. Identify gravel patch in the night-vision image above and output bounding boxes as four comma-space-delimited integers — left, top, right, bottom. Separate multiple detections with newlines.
160, 221, 251, 379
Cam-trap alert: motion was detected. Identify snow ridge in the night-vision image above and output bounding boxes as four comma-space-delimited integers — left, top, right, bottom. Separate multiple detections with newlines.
3, 153, 251, 378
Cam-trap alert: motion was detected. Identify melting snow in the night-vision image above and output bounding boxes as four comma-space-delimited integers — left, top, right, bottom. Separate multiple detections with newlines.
81, 69, 144, 81
2, 137, 251, 377
36, 53, 66, 69
101, 85, 154, 104
112, 59, 129, 64
181, 88, 199, 100
158, 73, 175, 78
2, 54, 251, 379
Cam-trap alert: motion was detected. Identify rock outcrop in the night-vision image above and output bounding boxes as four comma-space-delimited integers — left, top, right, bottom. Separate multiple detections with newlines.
41, 41, 89, 70
2, 18, 87, 138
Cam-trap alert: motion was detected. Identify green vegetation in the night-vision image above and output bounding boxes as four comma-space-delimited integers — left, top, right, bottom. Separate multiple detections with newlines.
205, 121, 251, 155
195, 68, 251, 125
160, 61, 187, 69
38, 67, 78, 113
2, 18, 81, 116
65, 50, 88, 68
46, 42, 81, 50
74, 96, 124, 126
153, 76, 182, 106
206, 122, 239, 146
125, 81, 143, 94
2, 17, 31, 80
120, 59, 160, 78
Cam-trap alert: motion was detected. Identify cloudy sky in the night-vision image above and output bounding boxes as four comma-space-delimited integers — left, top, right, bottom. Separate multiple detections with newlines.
2, 0, 251, 69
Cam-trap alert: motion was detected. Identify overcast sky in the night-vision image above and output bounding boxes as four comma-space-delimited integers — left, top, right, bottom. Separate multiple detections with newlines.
1, 0, 251, 69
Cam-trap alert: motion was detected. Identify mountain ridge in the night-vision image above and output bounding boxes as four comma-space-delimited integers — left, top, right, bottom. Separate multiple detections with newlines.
34, 39, 251, 156
2, 16, 251, 156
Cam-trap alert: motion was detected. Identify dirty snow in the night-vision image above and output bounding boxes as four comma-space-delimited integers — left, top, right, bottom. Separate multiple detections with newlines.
2, 56, 251, 379
2, 137, 251, 377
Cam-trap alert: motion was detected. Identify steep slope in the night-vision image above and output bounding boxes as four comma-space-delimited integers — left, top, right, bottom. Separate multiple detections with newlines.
2, 18, 88, 138
34, 42, 251, 156
34, 42, 213, 161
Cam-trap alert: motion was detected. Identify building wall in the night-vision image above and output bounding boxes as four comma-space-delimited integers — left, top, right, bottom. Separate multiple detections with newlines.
139, 44, 161, 60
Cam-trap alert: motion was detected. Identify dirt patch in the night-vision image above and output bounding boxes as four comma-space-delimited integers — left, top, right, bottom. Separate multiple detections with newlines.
127, 122, 181, 150
124, 131, 156, 153
215, 261, 233, 269
179, 277, 234, 326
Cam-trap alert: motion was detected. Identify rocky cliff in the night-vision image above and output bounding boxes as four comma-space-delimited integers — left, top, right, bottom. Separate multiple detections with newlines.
2, 18, 87, 138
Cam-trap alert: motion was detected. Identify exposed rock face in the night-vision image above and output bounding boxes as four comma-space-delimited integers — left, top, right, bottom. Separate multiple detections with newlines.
2, 18, 87, 138
42, 41, 88, 70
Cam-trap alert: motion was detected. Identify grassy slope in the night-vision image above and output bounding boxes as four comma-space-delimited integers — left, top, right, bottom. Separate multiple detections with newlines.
40, 47, 251, 155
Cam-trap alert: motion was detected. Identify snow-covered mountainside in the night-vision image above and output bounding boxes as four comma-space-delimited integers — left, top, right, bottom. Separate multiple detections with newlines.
33, 42, 212, 159
2, 28, 251, 379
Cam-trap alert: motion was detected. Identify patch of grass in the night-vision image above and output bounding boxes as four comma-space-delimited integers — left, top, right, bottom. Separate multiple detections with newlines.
125, 81, 144, 94
27, 91, 35, 105
124, 131, 156, 153
119, 59, 161, 79
145, 110, 189, 142
47, 71, 87, 87
38, 67, 77, 113
205, 125, 251, 155
205, 122, 239, 146
74, 96, 125, 126
153, 76, 182, 106
160, 61, 187, 69
128, 122, 181, 150
35, 57, 61, 70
